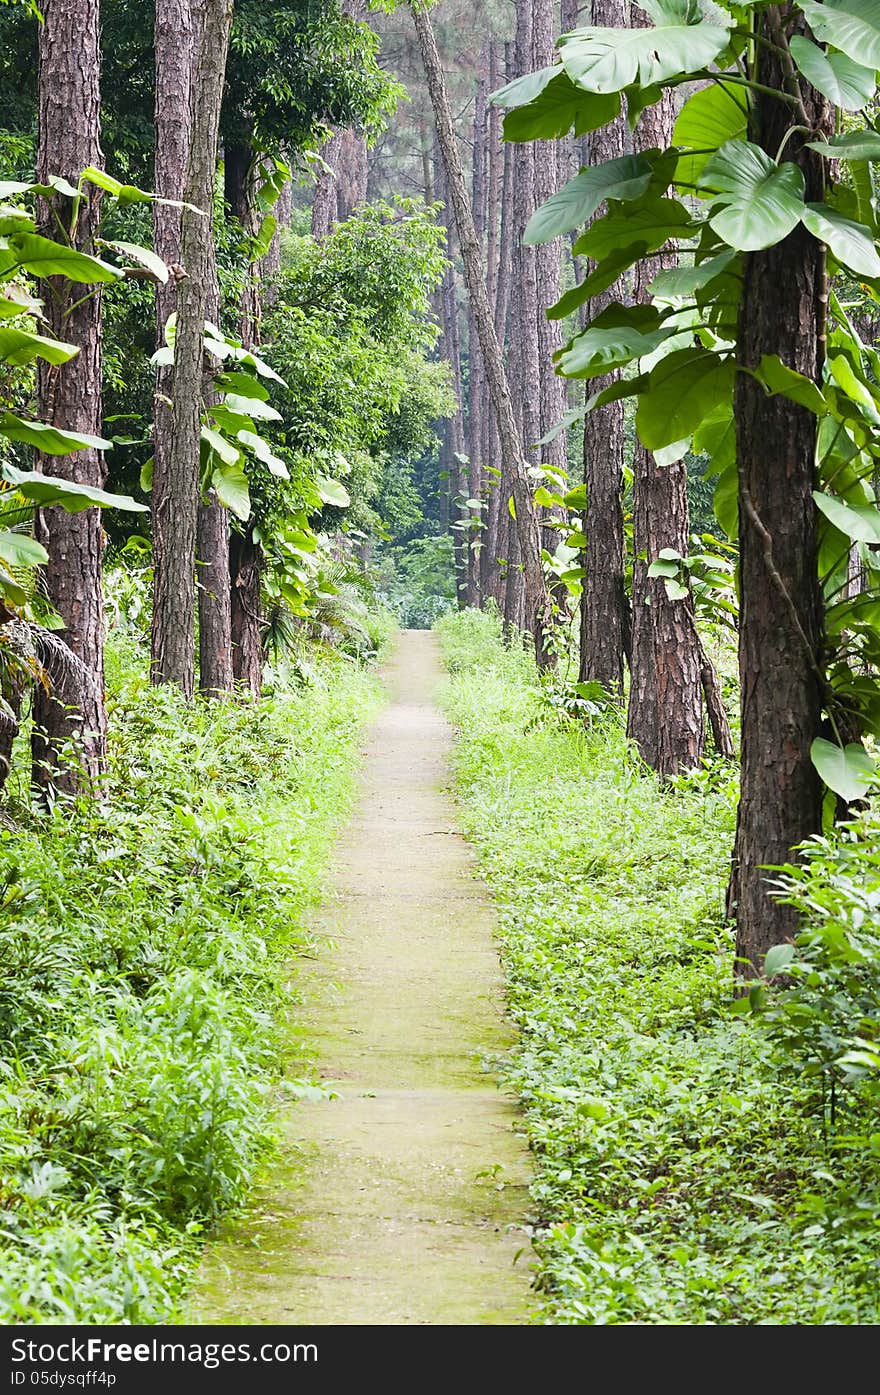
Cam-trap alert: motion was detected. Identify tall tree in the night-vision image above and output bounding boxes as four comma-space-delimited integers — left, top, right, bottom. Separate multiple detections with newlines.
31, 0, 107, 796
151, 0, 234, 696
411, 0, 553, 665
570, 0, 630, 700
625, 8, 704, 776
728, 9, 829, 966
466, 60, 488, 609
532, 0, 568, 481
197, 246, 234, 698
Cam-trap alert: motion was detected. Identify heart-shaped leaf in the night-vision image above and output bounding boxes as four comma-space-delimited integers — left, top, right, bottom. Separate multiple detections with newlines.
559, 9, 731, 95
810, 736, 876, 802
637, 348, 735, 449
789, 35, 876, 111
798, 0, 880, 72
524, 154, 655, 244
700, 141, 805, 252
801, 202, 880, 278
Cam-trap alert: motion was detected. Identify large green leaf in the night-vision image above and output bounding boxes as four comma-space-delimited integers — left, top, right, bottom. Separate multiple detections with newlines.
636, 347, 735, 449
524, 155, 655, 244
1, 462, 147, 512
650, 248, 737, 298
813, 489, 880, 543
673, 82, 749, 188
316, 475, 351, 508
789, 35, 876, 111
6, 233, 122, 284
238, 429, 289, 479
801, 202, 880, 278
201, 425, 241, 468
549, 243, 649, 317
557, 304, 675, 379
576, 197, 695, 261
699, 140, 805, 251
0, 414, 112, 456
211, 462, 251, 521
806, 129, 880, 163
559, 5, 731, 95
222, 393, 282, 422
798, 0, 880, 72
0, 203, 34, 235
491, 64, 559, 108
102, 239, 169, 284
0, 325, 78, 366
498, 67, 621, 142
828, 354, 880, 425
753, 354, 827, 415
215, 371, 270, 402
0, 530, 48, 567
810, 736, 876, 803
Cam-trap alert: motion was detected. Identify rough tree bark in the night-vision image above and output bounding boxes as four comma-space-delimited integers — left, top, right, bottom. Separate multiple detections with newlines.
532, 0, 568, 482
626, 12, 704, 775
466, 61, 488, 609
481, 38, 506, 608
153, 0, 193, 588
151, 0, 234, 696
198, 252, 234, 697
575, 0, 630, 699
729, 8, 830, 967
411, 1, 553, 663
31, 0, 107, 797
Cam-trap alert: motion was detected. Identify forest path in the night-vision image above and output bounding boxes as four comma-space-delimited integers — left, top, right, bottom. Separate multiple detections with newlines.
190, 630, 533, 1325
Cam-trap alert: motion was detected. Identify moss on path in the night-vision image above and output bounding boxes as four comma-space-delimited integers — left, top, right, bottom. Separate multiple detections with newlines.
190, 631, 533, 1325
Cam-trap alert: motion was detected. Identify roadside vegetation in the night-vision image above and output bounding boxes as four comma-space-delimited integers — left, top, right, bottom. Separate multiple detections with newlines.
0, 607, 384, 1323
439, 609, 880, 1324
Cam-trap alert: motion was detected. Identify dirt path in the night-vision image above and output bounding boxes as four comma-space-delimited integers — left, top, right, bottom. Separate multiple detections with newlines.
190, 630, 533, 1325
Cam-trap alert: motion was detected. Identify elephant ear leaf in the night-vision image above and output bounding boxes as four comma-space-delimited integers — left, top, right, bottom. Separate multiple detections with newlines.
559, 1, 731, 95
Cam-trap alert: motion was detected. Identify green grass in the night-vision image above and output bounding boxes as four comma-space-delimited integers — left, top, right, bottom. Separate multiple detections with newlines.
437, 608, 880, 1325
0, 633, 383, 1323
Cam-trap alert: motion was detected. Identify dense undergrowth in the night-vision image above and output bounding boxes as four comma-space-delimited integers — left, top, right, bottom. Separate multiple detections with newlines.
437, 608, 880, 1325
0, 631, 383, 1323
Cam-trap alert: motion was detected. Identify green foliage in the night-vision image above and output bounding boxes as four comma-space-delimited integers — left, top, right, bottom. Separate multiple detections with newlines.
436, 610, 880, 1322
503, 0, 880, 805
377, 534, 457, 629
0, 629, 381, 1322
764, 813, 880, 1141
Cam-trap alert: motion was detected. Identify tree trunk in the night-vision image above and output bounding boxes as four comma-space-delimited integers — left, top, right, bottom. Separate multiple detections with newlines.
198, 255, 234, 697
312, 131, 341, 238
698, 635, 735, 759
481, 40, 505, 608
729, 9, 830, 968
626, 17, 704, 775
230, 524, 263, 696
151, 0, 233, 697
466, 62, 488, 610
412, 0, 552, 665
31, 0, 107, 798
261, 173, 291, 306
152, 0, 195, 691
532, 0, 568, 481
198, 491, 234, 695
577, 0, 629, 699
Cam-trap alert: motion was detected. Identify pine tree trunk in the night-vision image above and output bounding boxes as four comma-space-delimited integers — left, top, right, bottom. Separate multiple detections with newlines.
412, 0, 552, 665
577, 0, 629, 698
481, 41, 504, 608
230, 524, 263, 696
31, 0, 107, 798
626, 27, 704, 775
151, 0, 234, 697
532, 1, 568, 480
198, 255, 234, 697
729, 10, 830, 968
466, 63, 488, 609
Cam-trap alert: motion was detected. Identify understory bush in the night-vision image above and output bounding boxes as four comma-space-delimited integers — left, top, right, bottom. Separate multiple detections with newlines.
0, 632, 381, 1323
437, 608, 880, 1324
